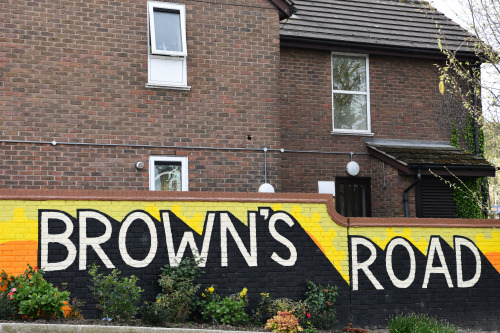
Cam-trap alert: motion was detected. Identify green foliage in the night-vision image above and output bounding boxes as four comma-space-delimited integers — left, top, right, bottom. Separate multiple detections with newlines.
200, 286, 249, 325
254, 292, 273, 323
303, 281, 338, 330
159, 257, 203, 290
140, 301, 170, 326
88, 264, 143, 320
0, 294, 16, 319
254, 292, 307, 324
156, 258, 202, 323
343, 323, 368, 333
387, 313, 457, 333
0, 265, 70, 319
453, 176, 489, 218
265, 310, 303, 333
449, 117, 489, 219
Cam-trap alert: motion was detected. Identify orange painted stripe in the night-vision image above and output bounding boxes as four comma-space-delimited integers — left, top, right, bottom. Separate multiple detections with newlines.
484, 252, 500, 275
0, 240, 38, 276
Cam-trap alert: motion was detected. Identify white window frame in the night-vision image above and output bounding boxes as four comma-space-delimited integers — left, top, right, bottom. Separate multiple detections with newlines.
331, 52, 372, 136
146, 1, 190, 90
149, 156, 189, 191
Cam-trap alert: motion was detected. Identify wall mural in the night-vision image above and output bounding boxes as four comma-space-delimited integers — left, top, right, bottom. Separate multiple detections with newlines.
1, 194, 500, 327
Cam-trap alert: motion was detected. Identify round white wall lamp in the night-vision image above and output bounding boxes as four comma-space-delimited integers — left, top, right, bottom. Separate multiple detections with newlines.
135, 161, 145, 170
258, 183, 275, 193
346, 161, 360, 176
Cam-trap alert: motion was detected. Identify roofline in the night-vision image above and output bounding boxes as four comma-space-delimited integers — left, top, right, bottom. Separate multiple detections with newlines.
270, 0, 295, 20
280, 36, 480, 62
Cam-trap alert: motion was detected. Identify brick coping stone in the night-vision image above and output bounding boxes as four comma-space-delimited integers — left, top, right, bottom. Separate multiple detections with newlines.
0, 323, 265, 333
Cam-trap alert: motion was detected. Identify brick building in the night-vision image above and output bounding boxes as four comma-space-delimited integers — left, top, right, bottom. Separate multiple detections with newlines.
0, 0, 494, 217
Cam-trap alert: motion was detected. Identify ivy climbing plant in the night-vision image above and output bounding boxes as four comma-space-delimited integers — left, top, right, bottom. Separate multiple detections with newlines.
450, 116, 489, 219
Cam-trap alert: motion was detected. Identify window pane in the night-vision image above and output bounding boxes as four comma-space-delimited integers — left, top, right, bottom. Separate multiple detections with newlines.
154, 161, 182, 191
332, 55, 366, 92
333, 94, 367, 130
153, 10, 182, 52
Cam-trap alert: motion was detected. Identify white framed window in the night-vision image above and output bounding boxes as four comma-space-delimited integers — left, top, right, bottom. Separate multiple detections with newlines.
149, 156, 189, 191
147, 1, 190, 89
331, 53, 372, 135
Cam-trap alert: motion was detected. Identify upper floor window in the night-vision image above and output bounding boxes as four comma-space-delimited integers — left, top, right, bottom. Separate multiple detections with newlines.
331, 53, 371, 135
149, 156, 189, 191
147, 2, 189, 89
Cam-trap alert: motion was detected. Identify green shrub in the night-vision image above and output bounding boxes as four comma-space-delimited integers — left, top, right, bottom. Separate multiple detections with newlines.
0, 294, 16, 319
304, 281, 338, 330
88, 264, 143, 320
265, 310, 303, 333
387, 313, 457, 333
140, 301, 170, 326
155, 258, 202, 323
255, 293, 308, 324
0, 265, 70, 319
200, 286, 249, 325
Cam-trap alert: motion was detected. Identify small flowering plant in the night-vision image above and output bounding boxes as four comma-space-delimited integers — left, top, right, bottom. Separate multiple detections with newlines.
0, 264, 70, 319
265, 310, 304, 333
7, 288, 16, 300
200, 286, 249, 325
303, 281, 338, 330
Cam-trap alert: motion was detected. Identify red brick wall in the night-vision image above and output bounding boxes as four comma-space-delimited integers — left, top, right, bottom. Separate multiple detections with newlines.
0, 0, 282, 191
279, 47, 451, 217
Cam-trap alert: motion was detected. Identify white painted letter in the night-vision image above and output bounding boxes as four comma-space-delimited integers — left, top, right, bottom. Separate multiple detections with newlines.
268, 212, 297, 267
79, 210, 114, 270
40, 211, 77, 272
422, 237, 453, 288
119, 211, 158, 268
455, 237, 481, 288
220, 212, 257, 267
351, 237, 383, 290
386, 238, 416, 288
162, 211, 214, 267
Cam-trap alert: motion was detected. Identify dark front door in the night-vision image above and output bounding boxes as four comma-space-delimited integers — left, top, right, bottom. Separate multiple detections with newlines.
335, 177, 372, 217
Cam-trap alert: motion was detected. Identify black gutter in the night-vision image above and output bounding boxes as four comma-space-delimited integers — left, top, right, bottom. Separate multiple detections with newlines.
404, 169, 421, 218
280, 36, 480, 61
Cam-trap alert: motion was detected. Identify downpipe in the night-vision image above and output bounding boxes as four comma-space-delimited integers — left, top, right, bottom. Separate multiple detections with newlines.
404, 169, 421, 217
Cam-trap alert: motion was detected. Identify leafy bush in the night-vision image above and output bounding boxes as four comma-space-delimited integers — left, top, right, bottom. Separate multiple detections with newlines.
254, 292, 273, 323
343, 323, 368, 333
255, 293, 307, 324
0, 294, 16, 319
200, 286, 249, 325
265, 310, 303, 333
304, 281, 338, 330
0, 265, 70, 319
387, 313, 457, 333
88, 264, 143, 320
156, 258, 202, 323
140, 301, 170, 326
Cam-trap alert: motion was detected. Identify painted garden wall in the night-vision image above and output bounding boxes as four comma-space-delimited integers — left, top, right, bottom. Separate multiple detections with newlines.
1, 190, 500, 328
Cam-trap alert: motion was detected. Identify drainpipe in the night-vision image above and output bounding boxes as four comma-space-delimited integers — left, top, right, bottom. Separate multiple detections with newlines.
404, 169, 421, 217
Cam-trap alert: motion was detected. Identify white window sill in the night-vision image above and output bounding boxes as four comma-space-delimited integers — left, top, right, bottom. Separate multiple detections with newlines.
145, 84, 191, 91
331, 130, 374, 137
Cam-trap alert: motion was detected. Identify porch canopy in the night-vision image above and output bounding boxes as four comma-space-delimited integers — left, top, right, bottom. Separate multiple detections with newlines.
365, 139, 496, 177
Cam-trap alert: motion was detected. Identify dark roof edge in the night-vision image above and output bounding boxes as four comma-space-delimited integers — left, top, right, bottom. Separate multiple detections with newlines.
367, 146, 496, 177
280, 36, 480, 61
270, 0, 296, 20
